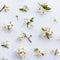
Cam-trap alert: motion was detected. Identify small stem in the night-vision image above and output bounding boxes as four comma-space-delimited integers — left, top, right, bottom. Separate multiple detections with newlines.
54, 49, 58, 55
26, 21, 31, 28
1, 44, 8, 48
45, 32, 49, 39
0, 5, 5, 12
27, 35, 32, 43
27, 37, 32, 43
24, 33, 32, 43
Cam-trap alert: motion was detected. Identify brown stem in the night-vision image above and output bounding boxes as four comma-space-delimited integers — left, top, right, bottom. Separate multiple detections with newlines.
0, 5, 5, 12
1, 44, 8, 48
27, 37, 32, 43
24, 33, 32, 43
45, 32, 49, 39
28, 35, 32, 43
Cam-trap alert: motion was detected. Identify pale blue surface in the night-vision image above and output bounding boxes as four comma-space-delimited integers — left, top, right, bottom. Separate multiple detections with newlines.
0, 0, 60, 60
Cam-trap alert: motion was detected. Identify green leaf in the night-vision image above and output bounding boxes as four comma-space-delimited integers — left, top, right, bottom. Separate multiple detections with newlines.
41, 27, 46, 31
41, 4, 51, 11
30, 17, 34, 22
19, 8, 27, 12
34, 48, 39, 51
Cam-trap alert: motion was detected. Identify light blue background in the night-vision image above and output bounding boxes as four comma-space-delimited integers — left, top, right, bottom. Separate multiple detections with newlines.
0, 0, 60, 60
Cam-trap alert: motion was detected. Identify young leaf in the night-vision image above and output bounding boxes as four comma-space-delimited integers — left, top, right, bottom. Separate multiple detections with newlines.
41, 4, 51, 10
30, 17, 34, 22
19, 8, 27, 12
34, 48, 39, 51
41, 27, 46, 31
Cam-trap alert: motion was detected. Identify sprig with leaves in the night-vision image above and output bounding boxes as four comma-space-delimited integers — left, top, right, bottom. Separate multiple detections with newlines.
41, 27, 53, 39
34, 48, 46, 57
25, 17, 34, 27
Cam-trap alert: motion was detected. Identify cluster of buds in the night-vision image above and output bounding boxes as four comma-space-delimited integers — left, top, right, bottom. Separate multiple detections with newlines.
3, 21, 13, 31
34, 48, 46, 57
1, 39, 9, 48
0, 5, 9, 12
51, 49, 60, 56
41, 27, 53, 39
18, 32, 32, 43
16, 46, 27, 59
